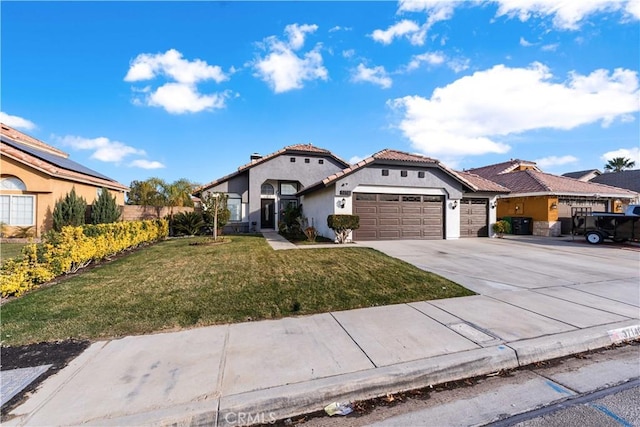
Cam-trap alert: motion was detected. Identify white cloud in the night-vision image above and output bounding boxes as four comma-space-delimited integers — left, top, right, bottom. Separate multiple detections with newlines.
534, 155, 578, 169
0, 112, 36, 130
349, 155, 366, 164
125, 49, 227, 84
55, 135, 145, 163
520, 37, 534, 47
329, 26, 352, 33
541, 43, 559, 51
352, 64, 392, 89
342, 49, 356, 59
148, 83, 229, 114
404, 51, 469, 73
124, 49, 229, 114
129, 159, 165, 169
370, 20, 426, 45
284, 23, 318, 50
601, 147, 640, 165
390, 63, 640, 159
493, 0, 640, 30
253, 23, 328, 93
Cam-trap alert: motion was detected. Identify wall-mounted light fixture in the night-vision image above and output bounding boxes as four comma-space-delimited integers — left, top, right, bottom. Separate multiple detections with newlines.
336, 198, 346, 208
550, 202, 558, 210
450, 200, 458, 210
490, 201, 497, 209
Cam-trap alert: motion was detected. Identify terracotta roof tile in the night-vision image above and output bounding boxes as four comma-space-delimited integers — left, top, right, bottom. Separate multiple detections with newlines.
491, 170, 636, 197
466, 159, 539, 179
1, 123, 68, 157
456, 171, 510, 193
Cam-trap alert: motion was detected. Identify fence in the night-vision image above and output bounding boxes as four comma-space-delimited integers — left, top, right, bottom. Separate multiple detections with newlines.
120, 205, 195, 221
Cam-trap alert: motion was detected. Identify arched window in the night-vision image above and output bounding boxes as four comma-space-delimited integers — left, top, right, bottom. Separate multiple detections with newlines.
1, 176, 27, 191
261, 183, 275, 195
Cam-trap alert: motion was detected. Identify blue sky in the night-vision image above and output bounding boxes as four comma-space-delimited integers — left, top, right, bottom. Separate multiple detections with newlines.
2, 1, 639, 187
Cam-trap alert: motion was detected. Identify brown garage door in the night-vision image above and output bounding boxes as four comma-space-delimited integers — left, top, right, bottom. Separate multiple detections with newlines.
558, 198, 608, 234
460, 198, 488, 237
353, 193, 444, 240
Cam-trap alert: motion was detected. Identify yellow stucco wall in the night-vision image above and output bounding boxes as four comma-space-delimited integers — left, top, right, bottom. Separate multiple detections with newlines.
1, 156, 125, 236
497, 196, 558, 222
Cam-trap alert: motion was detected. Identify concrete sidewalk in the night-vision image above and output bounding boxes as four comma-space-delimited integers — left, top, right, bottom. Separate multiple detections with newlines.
5, 238, 640, 426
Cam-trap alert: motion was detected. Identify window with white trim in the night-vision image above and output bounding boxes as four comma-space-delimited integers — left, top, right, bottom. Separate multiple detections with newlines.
227, 194, 242, 222
0, 194, 35, 226
1, 177, 27, 191
279, 182, 298, 195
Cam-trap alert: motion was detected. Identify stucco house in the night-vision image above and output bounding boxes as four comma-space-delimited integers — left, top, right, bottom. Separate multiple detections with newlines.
1, 124, 128, 237
195, 144, 350, 233
467, 159, 638, 236
197, 145, 510, 240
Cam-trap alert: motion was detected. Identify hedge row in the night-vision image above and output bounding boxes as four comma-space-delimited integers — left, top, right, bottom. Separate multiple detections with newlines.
1, 219, 168, 298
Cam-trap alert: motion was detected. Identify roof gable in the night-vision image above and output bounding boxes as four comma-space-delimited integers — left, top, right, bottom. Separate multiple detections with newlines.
466, 159, 540, 179
590, 170, 640, 193
195, 143, 349, 193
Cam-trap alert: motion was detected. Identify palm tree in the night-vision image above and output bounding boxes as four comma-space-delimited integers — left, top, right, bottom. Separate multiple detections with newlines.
162, 178, 195, 220
604, 157, 636, 173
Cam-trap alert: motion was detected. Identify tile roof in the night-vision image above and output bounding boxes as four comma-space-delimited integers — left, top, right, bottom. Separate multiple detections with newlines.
1, 124, 128, 191
456, 171, 511, 193
561, 169, 601, 180
195, 143, 349, 193
466, 159, 540, 179
1, 123, 67, 157
301, 148, 508, 195
590, 170, 640, 193
489, 169, 636, 197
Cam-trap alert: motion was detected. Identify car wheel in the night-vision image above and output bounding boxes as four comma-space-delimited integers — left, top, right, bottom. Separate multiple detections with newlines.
585, 231, 603, 244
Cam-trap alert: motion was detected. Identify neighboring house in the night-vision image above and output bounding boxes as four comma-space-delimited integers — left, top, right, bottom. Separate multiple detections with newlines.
197, 145, 510, 240
589, 170, 640, 203
194, 144, 350, 233
467, 160, 637, 236
1, 123, 128, 237
562, 169, 601, 182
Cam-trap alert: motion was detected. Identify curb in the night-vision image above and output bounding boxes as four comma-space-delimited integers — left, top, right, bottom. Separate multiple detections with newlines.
8, 320, 640, 427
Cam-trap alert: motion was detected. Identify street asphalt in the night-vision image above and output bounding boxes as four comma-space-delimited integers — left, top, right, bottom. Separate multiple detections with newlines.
4, 234, 640, 426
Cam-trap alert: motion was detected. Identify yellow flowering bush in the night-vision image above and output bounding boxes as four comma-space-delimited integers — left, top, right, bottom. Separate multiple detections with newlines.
1, 219, 168, 297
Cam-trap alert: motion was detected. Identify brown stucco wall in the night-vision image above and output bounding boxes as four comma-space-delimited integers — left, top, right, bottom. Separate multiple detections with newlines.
1, 156, 126, 236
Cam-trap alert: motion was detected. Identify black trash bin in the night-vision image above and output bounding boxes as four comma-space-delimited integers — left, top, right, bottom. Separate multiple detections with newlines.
512, 217, 533, 235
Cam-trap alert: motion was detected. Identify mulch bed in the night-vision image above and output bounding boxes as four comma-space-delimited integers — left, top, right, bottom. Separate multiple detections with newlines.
1, 340, 90, 417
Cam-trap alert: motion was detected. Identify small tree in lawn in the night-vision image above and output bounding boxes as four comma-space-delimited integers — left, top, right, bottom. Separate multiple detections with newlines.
202, 192, 230, 239
53, 187, 87, 231
91, 188, 121, 224
327, 214, 360, 244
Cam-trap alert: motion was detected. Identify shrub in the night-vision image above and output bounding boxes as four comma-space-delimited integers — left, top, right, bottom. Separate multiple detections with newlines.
91, 188, 121, 224
492, 220, 511, 237
327, 214, 360, 244
53, 187, 87, 231
172, 211, 206, 236
1, 219, 169, 298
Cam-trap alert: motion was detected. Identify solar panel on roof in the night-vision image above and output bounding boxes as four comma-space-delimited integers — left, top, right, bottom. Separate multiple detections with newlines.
1, 136, 116, 182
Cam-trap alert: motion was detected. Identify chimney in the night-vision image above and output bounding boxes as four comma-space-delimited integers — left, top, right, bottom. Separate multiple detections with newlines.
250, 153, 262, 161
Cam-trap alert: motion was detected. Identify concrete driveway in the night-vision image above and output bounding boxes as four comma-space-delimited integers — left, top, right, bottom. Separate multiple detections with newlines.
360, 236, 640, 297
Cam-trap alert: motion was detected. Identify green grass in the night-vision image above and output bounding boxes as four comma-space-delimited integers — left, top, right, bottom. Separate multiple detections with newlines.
1, 236, 474, 346
1, 243, 28, 261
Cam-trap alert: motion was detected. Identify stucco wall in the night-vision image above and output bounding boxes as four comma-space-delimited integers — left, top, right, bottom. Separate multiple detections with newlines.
1, 156, 125, 236
497, 196, 557, 222
247, 154, 345, 229
300, 185, 336, 239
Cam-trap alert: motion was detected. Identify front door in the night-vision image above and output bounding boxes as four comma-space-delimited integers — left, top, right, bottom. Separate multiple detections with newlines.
261, 199, 275, 229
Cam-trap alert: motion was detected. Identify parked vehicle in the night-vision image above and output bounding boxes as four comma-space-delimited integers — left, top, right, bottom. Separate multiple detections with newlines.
572, 205, 640, 244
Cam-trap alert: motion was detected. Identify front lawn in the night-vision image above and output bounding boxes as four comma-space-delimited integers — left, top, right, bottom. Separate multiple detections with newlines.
1, 236, 473, 346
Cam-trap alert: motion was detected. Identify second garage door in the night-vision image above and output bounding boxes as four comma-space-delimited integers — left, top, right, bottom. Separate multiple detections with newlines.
460, 198, 489, 237
353, 193, 444, 240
